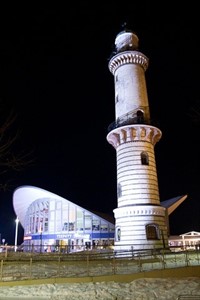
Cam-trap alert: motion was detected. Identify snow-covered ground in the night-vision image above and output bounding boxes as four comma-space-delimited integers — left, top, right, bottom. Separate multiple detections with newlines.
0, 251, 199, 299
0, 277, 199, 299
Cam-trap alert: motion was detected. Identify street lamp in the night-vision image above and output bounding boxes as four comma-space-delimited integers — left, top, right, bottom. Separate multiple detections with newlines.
39, 230, 43, 253
14, 217, 19, 252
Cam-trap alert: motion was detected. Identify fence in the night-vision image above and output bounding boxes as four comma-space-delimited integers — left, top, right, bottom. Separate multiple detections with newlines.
0, 247, 199, 282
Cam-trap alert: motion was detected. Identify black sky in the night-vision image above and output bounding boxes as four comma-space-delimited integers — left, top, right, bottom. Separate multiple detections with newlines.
0, 3, 199, 244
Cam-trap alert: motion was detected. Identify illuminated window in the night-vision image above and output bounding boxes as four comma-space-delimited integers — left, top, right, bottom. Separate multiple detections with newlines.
100, 222, 108, 231
92, 218, 100, 231
77, 208, 84, 231
62, 222, 68, 231
69, 222, 75, 231
69, 204, 76, 231
84, 214, 92, 231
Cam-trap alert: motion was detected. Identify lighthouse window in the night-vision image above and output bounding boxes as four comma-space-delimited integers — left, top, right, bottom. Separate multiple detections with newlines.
146, 224, 160, 240
116, 227, 121, 241
141, 152, 149, 165
137, 110, 144, 123
117, 183, 122, 197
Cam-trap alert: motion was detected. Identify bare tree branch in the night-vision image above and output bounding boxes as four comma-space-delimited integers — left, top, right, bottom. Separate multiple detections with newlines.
187, 100, 200, 124
0, 106, 35, 191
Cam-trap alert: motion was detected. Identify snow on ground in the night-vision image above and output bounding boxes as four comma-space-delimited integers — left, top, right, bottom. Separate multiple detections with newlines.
0, 277, 200, 299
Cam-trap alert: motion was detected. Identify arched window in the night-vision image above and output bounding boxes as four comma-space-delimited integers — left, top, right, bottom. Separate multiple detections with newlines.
141, 151, 149, 165
137, 110, 144, 123
116, 227, 121, 241
117, 182, 122, 198
146, 224, 160, 240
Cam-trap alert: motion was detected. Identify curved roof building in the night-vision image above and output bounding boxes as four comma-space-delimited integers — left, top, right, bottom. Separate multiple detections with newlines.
13, 185, 115, 252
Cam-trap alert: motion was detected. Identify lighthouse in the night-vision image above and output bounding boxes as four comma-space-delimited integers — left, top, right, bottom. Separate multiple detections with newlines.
107, 29, 169, 253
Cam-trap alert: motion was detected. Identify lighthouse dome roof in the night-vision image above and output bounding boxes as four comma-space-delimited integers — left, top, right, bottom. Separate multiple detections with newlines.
115, 30, 139, 52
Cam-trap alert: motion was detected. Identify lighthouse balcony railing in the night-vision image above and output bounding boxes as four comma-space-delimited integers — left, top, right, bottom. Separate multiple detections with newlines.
107, 117, 160, 132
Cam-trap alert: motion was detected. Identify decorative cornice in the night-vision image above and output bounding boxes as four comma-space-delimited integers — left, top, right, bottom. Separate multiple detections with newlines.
107, 124, 162, 149
114, 205, 166, 218
109, 51, 149, 74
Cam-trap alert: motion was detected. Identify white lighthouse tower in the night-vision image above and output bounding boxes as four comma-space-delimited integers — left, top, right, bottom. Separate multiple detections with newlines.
107, 29, 168, 253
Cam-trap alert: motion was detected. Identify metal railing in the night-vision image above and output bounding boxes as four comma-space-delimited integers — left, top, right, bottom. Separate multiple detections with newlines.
107, 108, 160, 132
0, 247, 199, 282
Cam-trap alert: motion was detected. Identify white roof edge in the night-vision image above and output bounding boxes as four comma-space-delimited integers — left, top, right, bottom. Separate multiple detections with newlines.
13, 185, 70, 227
13, 185, 114, 229
180, 231, 200, 236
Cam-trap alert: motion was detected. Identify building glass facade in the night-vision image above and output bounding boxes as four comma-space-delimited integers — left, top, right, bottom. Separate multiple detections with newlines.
21, 193, 115, 252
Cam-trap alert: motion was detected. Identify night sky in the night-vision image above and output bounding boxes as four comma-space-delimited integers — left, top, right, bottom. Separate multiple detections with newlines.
0, 3, 199, 245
